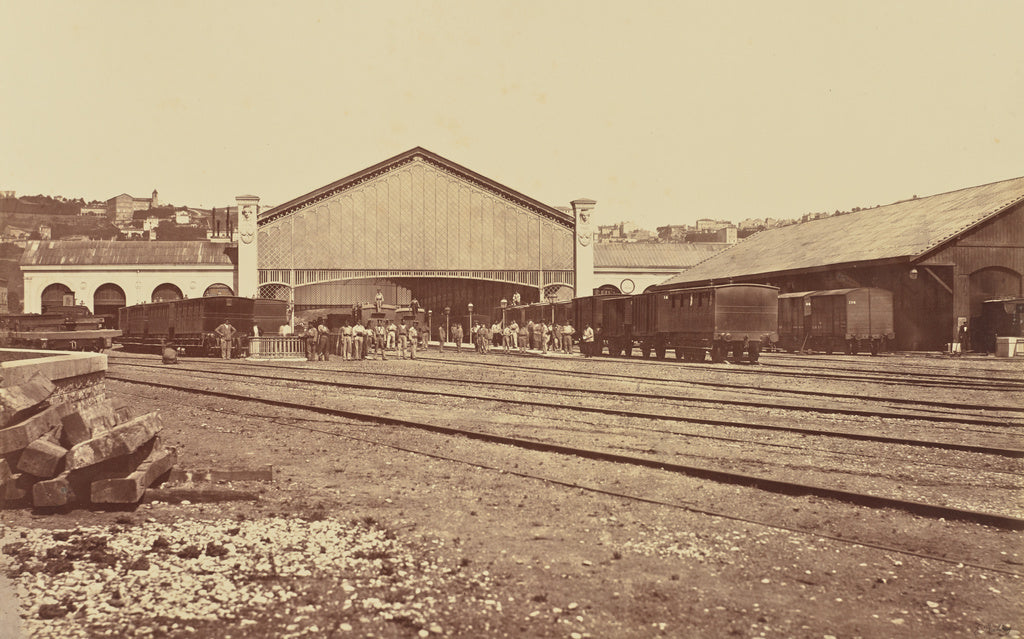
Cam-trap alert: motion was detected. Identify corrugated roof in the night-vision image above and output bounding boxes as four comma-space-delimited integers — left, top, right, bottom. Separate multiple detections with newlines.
20, 240, 236, 267
658, 175, 1024, 287
595, 242, 729, 269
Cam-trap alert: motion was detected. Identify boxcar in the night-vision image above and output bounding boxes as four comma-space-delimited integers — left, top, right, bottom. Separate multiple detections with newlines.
117, 297, 289, 356
779, 288, 894, 354
596, 284, 779, 363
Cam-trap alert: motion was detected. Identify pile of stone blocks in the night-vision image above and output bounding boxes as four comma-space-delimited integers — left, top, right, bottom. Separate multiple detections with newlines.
0, 372, 176, 508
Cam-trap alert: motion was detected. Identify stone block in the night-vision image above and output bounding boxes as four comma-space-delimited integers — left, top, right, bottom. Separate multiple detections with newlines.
0, 406, 63, 456
16, 437, 67, 478
0, 372, 55, 427
91, 447, 177, 504
112, 402, 136, 425
59, 401, 118, 447
2, 472, 34, 503
64, 412, 163, 471
33, 437, 158, 507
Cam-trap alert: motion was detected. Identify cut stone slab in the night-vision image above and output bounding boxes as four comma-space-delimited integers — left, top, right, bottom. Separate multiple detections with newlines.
64, 412, 163, 471
16, 437, 67, 478
59, 401, 118, 447
2, 472, 33, 503
112, 402, 137, 425
142, 486, 260, 504
0, 406, 63, 456
0, 372, 55, 427
33, 437, 158, 508
91, 447, 177, 504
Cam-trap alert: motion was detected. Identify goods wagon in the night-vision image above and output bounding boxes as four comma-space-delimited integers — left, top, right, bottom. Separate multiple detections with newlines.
0, 306, 119, 352
778, 288, 894, 355
973, 297, 1024, 354
117, 297, 289, 356
598, 283, 779, 363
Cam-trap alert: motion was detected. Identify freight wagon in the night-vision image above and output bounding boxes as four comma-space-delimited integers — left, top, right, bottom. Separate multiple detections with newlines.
778, 288, 895, 355
0, 306, 120, 352
601, 283, 779, 362
117, 297, 289, 357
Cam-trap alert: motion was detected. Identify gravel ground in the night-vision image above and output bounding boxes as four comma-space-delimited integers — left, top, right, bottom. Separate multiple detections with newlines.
2, 350, 1022, 638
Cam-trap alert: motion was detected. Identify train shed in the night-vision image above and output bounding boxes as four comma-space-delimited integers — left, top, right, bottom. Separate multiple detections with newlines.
255, 147, 590, 323
657, 176, 1024, 351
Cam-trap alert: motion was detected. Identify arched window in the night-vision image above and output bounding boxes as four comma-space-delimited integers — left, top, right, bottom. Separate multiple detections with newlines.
41, 283, 74, 313
596, 284, 621, 296
152, 283, 183, 303
203, 283, 234, 297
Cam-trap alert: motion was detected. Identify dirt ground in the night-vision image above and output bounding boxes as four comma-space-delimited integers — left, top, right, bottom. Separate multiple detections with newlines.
1, 353, 1022, 638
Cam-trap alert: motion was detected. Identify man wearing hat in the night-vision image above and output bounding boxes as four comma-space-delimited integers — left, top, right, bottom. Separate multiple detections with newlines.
214, 319, 236, 359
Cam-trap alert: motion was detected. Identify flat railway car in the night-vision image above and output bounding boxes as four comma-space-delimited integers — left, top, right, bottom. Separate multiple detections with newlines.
778, 288, 895, 355
599, 284, 779, 362
117, 297, 289, 357
0, 306, 120, 352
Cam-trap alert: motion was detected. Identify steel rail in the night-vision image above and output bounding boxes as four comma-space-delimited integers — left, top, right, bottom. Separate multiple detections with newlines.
106, 372, 1024, 531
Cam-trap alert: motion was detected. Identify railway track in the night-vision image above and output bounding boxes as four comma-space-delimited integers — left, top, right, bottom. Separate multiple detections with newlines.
108, 358, 1024, 452
106, 359, 1024, 532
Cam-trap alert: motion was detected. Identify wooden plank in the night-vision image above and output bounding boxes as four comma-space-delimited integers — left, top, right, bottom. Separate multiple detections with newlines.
91, 447, 177, 504
166, 465, 274, 483
0, 372, 55, 427
64, 412, 163, 471
16, 437, 67, 478
0, 406, 63, 456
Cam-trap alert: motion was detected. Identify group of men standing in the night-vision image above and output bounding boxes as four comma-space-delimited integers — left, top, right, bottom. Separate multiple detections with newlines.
294, 317, 426, 362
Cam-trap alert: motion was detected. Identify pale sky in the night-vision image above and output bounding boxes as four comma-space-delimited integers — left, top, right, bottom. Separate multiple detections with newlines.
2, 1, 1022, 229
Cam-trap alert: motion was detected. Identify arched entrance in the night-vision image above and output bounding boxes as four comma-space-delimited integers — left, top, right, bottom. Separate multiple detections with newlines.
969, 266, 1022, 317
596, 284, 622, 296
203, 283, 234, 297
41, 283, 74, 313
93, 284, 126, 328
152, 283, 183, 303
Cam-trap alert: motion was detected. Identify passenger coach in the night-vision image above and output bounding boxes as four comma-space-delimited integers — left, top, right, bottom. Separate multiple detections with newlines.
117, 297, 289, 356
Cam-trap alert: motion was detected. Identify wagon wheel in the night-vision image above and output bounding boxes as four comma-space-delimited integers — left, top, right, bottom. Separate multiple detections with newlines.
674, 347, 684, 360
748, 342, 760, 363
655, 346, 666, 360
641, 345, 651, 359
710, 344, 725, 363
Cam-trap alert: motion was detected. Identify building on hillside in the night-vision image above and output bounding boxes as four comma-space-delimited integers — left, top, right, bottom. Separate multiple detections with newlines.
695, 218, 732, 232
106, 189, 158, 225
655, 176, 1024, 351
79, 205, 108, 217
594, 242, 730, 295
0, 278, 8, 316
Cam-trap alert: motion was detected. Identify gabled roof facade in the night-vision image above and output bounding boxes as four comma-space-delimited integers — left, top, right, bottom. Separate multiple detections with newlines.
20, 240, 235, 267
260, 146, 573, 229
658, 175, 1024, 287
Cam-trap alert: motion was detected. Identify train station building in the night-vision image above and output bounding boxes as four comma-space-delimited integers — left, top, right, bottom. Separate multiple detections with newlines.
658, 175, 1024, 351
252, 147, 593, 323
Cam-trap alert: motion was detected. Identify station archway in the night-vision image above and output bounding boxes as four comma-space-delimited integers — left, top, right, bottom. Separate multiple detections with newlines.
93, 283, 126, 328
41, 283, 74, 312
152, 283, 183, 303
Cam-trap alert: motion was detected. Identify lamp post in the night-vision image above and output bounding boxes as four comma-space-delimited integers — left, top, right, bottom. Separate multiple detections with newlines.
547, 292, 557, 324
467, 303, 474, 346
500, 298, 507, 330
444, 306, 450, 347
427, 310, 432, 348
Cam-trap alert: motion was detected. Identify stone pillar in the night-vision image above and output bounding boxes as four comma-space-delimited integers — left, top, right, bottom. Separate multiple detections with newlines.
236, 195, 260, 298
571, 198, 596, 298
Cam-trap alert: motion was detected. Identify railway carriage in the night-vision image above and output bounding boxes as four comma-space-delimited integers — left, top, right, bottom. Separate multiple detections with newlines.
600, 283, 778, 362
0, 306, 120, 352
117, 297, 289, 356
778, 288, 895, 355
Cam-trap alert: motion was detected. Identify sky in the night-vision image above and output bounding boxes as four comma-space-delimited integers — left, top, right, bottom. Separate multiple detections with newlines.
2, 1, 1022, 229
